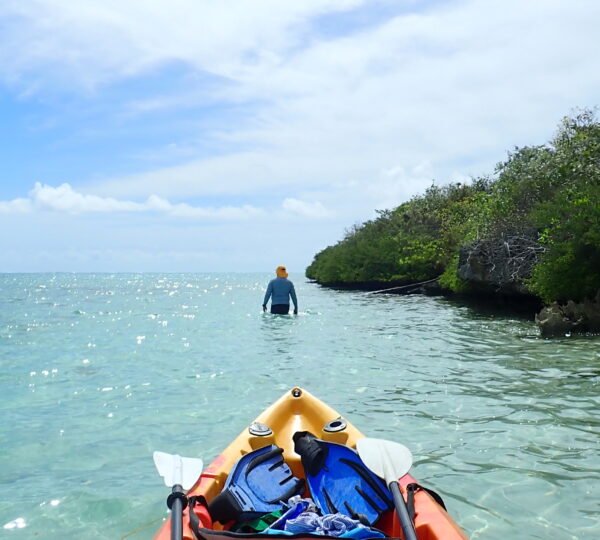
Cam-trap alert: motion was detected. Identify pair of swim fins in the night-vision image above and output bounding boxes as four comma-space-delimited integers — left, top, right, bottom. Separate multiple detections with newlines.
209, 433, 392, 527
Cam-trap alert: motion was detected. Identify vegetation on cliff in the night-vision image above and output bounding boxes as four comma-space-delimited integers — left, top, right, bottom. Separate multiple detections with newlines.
306, 110, 600, 304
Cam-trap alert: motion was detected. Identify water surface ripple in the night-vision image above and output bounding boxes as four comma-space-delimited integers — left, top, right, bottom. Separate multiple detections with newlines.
0, 274, 598, 539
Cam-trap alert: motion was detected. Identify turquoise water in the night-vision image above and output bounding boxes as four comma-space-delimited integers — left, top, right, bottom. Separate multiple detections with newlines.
0, 273, 598, 539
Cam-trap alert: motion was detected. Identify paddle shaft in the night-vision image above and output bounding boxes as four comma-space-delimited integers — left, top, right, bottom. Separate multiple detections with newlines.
169, 484, 185, 540
389, 481, 418, 540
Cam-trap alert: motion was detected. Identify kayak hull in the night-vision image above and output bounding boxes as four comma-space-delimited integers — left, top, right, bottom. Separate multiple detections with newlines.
154, 387, 468, 540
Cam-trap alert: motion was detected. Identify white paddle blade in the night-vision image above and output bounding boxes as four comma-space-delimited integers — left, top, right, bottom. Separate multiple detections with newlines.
153, 451, 203, 490
356, 437, 413, 485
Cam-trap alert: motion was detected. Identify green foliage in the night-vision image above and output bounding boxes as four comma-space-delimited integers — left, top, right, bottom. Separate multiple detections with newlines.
305, 212, 406, 284
526, 112, 600, 301
307, 182, 488, 286
307, 109, 600, 302
396, 238, 444, 281
438, 254, 469, 293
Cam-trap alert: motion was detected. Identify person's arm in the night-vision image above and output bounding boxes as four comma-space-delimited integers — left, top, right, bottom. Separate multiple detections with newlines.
263, 281, 273, 311
290, 282, 298, 314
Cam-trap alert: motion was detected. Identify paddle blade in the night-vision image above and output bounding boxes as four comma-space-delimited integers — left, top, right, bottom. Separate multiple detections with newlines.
356, 437, 413, 485
153, 451, 203, 490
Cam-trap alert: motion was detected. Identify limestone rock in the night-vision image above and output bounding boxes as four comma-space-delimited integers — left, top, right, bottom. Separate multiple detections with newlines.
535, 303, 580, 337
457, 234, 540, 295
535, 293, 600, 336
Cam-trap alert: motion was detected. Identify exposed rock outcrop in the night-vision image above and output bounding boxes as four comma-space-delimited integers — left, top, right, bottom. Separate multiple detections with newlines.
457, 234, 544, 296
535, 293, 600, 336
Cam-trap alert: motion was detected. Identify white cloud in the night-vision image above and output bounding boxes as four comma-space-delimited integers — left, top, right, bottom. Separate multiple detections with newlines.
1, 183, 335, 222
30, 182, 145, 213
282, 198, 331, 219
166, 202, 264, 220
0, 0, 364, 88
0, 198, 31, 214
368, 161, 435, 209
0, 182, 265, 220
63, 0, 598, 210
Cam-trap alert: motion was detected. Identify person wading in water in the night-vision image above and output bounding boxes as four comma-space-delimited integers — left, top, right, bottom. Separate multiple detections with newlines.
263, 266, 298, 315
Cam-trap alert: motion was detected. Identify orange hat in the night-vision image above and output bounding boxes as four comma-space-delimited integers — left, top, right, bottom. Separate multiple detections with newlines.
276, 265, 288, 278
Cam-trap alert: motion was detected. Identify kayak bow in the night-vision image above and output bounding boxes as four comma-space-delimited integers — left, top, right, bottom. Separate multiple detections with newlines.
154, 387, 468, 540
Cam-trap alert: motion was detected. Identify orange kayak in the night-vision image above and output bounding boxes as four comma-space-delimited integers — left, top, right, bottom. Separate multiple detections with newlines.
154, 387, 468, 540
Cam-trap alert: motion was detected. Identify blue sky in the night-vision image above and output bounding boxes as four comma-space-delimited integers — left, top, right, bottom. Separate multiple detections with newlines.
1, 0, 599, 272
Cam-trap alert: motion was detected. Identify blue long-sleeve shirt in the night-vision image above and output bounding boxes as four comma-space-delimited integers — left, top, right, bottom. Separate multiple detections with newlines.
263, 278, 298, 308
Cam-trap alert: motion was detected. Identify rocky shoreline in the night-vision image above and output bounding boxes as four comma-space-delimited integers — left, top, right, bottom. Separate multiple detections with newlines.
309, 274, 600, 337
535, 295, 600, 337
308, 237, 600, 336
456, 238, 600, 336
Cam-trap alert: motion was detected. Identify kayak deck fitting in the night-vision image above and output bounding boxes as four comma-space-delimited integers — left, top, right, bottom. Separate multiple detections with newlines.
154, 387, 468, 540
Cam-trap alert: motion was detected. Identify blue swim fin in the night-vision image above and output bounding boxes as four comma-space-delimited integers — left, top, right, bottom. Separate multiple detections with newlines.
293, 431, 392, 525
208, 445, 304, 524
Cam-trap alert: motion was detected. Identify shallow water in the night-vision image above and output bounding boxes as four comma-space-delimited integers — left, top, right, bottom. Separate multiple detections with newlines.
0, 273, 598, 539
